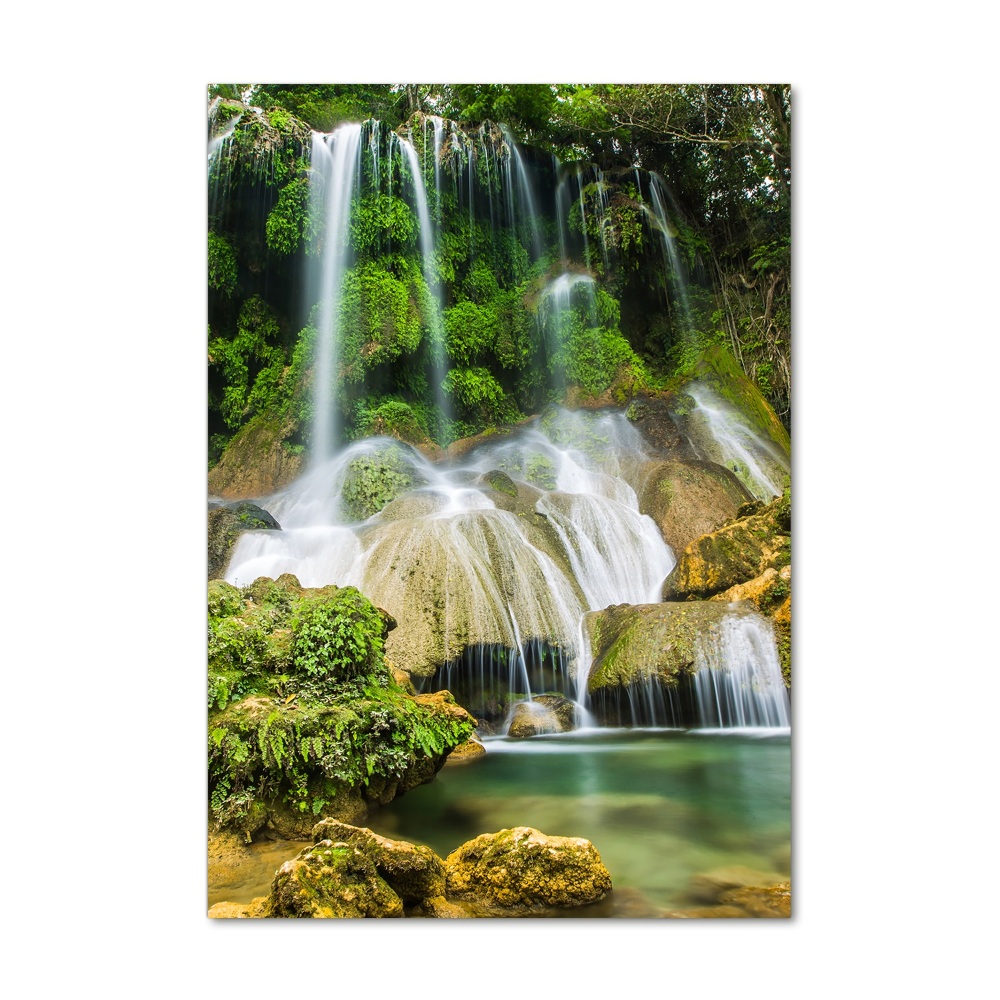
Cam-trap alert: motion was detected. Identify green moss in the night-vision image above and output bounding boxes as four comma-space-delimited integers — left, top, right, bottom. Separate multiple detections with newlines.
339, 446, 415, 521
208, 232, 238, 295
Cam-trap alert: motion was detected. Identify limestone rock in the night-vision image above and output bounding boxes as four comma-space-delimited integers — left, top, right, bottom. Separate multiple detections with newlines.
661, 490, 790, 601
635, 459, 752, 555
507, 695, 577, 738
310, 820, 446, 902
207, 501, 281, 580
268, 840, 404, 918
625, 396, 697, 457
208, 412, 303, 500
445, 738, 487, 763
444, 827, 612, 910
584, 600, 752, 696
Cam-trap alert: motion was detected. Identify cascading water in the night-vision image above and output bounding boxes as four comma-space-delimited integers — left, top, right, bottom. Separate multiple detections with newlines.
692, 615, 790, 729
683, 382, 790, 500
646, 171, 693, 334
308, 124, 364, 464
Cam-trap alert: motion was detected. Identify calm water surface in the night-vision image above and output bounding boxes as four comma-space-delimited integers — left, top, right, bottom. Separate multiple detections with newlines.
368, 727, 791, 912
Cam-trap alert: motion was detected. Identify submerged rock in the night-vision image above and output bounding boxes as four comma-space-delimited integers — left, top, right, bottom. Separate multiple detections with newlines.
507, 695, 577, 738
660, 490, 790, 601
444, 827, 612, 910
635, 459, 752, 555
207, 501, 281, 580
684, 864, 788, 905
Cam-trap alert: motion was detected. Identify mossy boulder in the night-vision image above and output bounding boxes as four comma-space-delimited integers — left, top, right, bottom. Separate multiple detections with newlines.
339, 444, 419, 521
268, 840, 404, 917
635, 459, 753, 555
208, 412, 303, 500
507, 695, 577, 738
207, 501, 281, 580
584, 600, 753, 697
444, 827, 612, 910
661, 490, 791, 601
310, 820, 446, 902
208, 579, 475, 839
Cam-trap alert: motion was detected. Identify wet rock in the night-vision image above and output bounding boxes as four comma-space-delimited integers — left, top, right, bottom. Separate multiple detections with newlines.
339, 444, 420, 521
207, 501, 281, 580
584, 600, 753, 698
661, 490, 790, 601
207, 898, 268, 918
444, 827, 612, 910
626, 396, 698, 457
310, 820, 446, 903
720, 881, 791, 917
635, 459, 752, 555
445, 738, 487, 763
684, 864, 787, 904
208, 412, 303, 500
268, 839, 404, 918
507, 695, 577, 738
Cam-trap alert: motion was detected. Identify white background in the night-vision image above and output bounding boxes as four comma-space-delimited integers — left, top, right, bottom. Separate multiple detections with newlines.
1, 3, 996, 996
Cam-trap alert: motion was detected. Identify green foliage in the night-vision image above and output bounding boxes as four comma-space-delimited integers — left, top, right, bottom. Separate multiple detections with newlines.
207, 577, 475, 836
208, 296, 288, 431
350, 195, 416, 255
353, 397, 429, 444
265, 175, 317, 255
291, 587, 386, 681
443, 300, 499, 366
525, 453, 557, 490
208, 232, 238, 295
339, 446, 414, 520
339, 260, 427, 382
443, 367, 520, 429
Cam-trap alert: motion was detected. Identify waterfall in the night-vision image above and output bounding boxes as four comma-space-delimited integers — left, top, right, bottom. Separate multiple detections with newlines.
646, 172, 693, 334
308, 125, 364, 464
684, 382, 790, 500
692, 615, 790, 729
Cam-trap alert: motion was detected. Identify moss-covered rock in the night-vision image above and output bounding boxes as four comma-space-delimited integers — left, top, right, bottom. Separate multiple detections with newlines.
310, 820, 446, 902
207, 412, 303, 500
444, 827, 612, 910
445, 738, 487, 764
207, 501, 281, 580
339, 444, 419, 521
584, 600, 753, 696
268, 840, 404, 917
507, 695, 577, 738
208, 579, 476, 840
636, 459, 753, 555
660, 490, 791, 601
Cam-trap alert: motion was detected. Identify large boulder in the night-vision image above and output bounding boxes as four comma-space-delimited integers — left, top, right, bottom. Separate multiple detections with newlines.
625, 396, 698, 457
507, 695, 577, 738
208, 412, 303, 500
268, 840, 404, 917
444, 827, 612, 910
584, 600, 753, 699
661, 490, 790, 601
310, 820, 446, 902
207, 501, 281, 580
635, 459, 753, 555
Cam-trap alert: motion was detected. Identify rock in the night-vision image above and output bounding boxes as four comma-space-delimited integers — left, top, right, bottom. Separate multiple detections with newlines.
268, 840, 404, 917
719, 881, 791, 917
635, 459, 753, 554
309, 820, 446, 902
444, 827, 612, 910
207, 501, 281, 580
684, 864, 787, 904
208, 412, 303, 500
445, 738, 487, 763
339, 444, 420, 521
207, 898, 268, 918
507, 695, 577, 738
661, 490, 790, 601
625, 396, 698, 457
584, 600, 753, 698
711, 564, 791, 685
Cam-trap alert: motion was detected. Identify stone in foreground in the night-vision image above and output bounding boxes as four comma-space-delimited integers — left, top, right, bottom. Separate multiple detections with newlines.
444, 826, 612, 910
